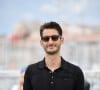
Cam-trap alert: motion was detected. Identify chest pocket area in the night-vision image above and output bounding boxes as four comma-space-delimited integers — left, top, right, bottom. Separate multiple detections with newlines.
55, 75, 74, 90
31, 74, 48, 89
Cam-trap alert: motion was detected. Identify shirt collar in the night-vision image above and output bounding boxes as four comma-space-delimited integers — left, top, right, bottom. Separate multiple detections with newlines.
38, 57, 68, 70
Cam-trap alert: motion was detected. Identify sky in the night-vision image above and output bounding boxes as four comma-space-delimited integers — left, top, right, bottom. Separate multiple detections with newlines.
0, 0, 100, 35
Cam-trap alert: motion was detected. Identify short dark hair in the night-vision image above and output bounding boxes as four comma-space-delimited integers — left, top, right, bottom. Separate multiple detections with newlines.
40, 21, 62, 37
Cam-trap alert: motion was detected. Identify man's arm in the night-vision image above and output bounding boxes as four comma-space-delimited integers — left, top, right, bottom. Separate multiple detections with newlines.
74, 67, 84, 90
23, 67, 33, 90
16, 73, 24, 90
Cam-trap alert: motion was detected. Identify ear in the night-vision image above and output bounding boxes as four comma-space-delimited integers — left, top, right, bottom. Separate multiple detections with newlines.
40, 40, 43, 46
61, 37, 64, 44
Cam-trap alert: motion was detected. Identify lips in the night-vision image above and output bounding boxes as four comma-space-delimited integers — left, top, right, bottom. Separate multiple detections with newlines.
47, 45, 55, 49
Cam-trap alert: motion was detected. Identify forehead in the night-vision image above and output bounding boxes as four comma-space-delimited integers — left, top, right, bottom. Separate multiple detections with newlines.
42, 29, 59, 36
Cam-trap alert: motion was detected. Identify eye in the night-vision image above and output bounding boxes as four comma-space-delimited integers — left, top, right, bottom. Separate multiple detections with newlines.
41, 36, 49, 42
51, 35, 59, 41
41, 35, 60, 42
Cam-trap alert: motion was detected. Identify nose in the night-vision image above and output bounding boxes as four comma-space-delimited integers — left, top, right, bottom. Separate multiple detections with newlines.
48, 37, 53, 43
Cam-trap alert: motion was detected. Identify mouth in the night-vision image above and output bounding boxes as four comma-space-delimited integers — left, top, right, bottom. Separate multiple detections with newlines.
47, 44, 55, 49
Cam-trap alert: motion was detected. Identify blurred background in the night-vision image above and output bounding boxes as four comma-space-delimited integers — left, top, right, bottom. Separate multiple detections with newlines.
0, 0, 100, 90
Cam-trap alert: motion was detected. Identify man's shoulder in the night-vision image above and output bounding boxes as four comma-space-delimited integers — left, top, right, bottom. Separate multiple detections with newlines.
62, 58, 83, 73
27, 60, 43, 70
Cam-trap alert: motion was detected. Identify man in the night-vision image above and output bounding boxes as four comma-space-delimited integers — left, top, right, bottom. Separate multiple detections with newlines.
23, 21, 84, 90
16, 67, 27, 90
11, 67, 27, 90
16, 72, 24, 90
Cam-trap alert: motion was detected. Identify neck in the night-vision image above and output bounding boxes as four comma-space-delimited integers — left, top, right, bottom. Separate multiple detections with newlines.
45, 54, 61, 72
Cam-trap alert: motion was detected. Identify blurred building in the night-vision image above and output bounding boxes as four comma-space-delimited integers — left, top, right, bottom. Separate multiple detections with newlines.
0, 21, 100, 70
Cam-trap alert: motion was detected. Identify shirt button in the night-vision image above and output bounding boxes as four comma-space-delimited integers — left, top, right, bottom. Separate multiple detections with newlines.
51, 76, 53, 78
49, 71, 52, 73
50, 81, 54, 84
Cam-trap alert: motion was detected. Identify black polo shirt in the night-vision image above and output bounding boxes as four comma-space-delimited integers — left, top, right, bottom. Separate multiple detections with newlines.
23, 57, 84, 90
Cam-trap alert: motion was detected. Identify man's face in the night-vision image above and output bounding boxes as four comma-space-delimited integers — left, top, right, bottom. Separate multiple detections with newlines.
40, 29, 64, 55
